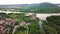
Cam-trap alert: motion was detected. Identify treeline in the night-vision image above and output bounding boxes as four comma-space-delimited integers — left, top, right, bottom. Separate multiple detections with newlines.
42, 15, 60, 34
19, 7, 60, 13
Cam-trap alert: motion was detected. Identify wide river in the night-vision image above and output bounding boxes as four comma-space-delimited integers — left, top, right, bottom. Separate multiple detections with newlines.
0, 11, 60, 20
36, 13, 60, 20
25, 13, 60, 20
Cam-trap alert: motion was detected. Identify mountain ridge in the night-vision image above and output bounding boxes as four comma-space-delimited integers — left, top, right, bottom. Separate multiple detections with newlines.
0, 2, 59, 8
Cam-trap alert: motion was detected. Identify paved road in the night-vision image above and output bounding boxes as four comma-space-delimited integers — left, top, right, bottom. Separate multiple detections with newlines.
12, 25, 20, 34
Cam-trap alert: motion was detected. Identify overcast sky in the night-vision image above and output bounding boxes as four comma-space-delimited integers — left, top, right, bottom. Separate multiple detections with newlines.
0, 0, 60, 5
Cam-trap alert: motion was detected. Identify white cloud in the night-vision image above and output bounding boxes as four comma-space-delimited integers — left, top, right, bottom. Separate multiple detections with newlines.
0, 0, 60, 5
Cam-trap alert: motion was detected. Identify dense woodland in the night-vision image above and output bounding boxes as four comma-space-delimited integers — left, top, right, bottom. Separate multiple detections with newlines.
19, 7, 60, 13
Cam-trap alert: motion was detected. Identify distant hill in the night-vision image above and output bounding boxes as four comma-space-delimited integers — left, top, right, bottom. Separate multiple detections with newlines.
37, 2, 57, 7
0, 2, 58, 8
0, 2, 60, 13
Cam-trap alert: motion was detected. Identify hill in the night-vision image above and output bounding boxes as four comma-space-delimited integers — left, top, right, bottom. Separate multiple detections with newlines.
0, 2, 60, 13
0, 2, 58, 8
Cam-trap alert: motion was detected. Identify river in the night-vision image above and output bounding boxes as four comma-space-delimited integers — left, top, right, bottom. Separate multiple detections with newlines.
0, 11, 60, 20
36, 13, 60, 20
25, 13, 60, 20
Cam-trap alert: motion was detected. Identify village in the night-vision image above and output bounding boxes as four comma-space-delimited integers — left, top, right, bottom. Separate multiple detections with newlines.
0, 12, 40, 34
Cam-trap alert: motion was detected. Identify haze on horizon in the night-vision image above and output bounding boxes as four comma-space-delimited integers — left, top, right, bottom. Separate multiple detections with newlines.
0, 0, 60, 5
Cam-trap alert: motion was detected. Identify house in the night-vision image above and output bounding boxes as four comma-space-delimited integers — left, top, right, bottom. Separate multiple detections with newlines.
5, 18, 15, 25
30, 14, 36, 20
0, 20, 5, 24
25, 13, 36, 20
0, 25, 5, 34
20, 21, 26, 26
20, 21, 30, 26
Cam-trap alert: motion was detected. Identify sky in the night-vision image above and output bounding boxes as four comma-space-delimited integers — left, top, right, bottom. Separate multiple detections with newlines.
0, 0, 60, 5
